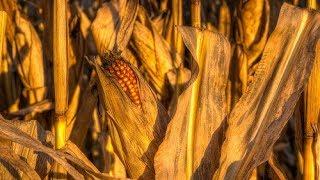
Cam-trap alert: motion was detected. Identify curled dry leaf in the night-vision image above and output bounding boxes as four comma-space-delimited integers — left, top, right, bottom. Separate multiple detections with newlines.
0, 147, 41, 180
14, 12, 46, 104
93, 54, 170, 179
154, 27, 231, 179
131, 7, 174, 96
214, 3, 320, 179
0, 116, 114, 179
91, 0, 138, 54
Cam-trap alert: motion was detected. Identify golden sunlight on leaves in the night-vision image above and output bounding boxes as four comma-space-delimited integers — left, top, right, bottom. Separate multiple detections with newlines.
0, 0, 319, 179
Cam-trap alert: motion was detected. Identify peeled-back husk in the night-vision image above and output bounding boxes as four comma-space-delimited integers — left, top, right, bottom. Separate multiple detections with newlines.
93, 57, 170, 179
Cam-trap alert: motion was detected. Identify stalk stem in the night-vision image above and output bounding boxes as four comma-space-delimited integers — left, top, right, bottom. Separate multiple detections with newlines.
303, 2, 318, 180
53, 0, 68, 150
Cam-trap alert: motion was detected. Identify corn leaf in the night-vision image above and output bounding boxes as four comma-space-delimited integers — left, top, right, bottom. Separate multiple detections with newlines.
0, 116, 114, 179
154, 27, 231, 179
214, 3, 320, 179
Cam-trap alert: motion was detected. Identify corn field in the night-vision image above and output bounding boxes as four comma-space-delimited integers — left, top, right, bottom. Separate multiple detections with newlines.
0, 0, 319, 179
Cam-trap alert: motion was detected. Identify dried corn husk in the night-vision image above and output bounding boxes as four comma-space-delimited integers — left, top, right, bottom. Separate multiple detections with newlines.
155, 27, 231, 179
214, 4, 320, 179
14, 11, 46, 105
93, 56, 169, 179
232, 0, 270, 103
91, 0, 138, 54
131, 7, 174, 96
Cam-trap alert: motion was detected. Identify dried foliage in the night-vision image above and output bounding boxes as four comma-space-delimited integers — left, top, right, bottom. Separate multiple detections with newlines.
0, 0, 319, 179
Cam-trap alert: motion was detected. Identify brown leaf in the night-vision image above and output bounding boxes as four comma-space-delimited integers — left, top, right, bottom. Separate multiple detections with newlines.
0, 147, 41, 180
0, 116, 114, 179
154, 27, 231, 179
214, 4, 320, 179
91, 0, 138, 54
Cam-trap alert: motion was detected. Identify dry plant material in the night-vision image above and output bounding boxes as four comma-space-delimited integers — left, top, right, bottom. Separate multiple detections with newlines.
0, 11, 20, 112
214, 4, 320, 179
68, 79, 98, 146
309, 43, 320, 179
131, 7, 174, 96
303, 0, 318, 179
93, 53, 170, 179
155, 27, 231, 179
91, 0, 138, 54
233, 0, 270, 101
218, 0, 231, 39
0, 116, 114, 179
53, 0, 68, 151
14, 12, 46, 105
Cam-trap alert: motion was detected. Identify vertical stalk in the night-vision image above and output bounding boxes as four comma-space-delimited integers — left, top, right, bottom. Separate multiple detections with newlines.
172, 0, 184, 56
53, 0, 68, 150
191, 0, 201, 28
0, 11, 6, 61
186, 0, 201, 179
303, 2, 317, 180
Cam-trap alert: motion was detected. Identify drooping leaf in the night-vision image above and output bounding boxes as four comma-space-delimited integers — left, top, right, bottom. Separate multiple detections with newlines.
214, 3, 320, 179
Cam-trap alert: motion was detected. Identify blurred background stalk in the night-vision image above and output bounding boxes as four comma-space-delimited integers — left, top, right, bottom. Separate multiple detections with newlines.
0, 12, 7, 70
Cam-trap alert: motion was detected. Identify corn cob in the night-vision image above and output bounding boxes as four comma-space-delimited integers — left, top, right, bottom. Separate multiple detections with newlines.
102, 51, 141, 106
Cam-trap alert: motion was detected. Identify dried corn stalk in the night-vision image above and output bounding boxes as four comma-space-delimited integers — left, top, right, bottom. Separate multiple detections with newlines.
311, 43, 320, 179
91, 0, 138, 54
214, 4, 320, 179
155, 27, 231, 179
93, 55, 170, 179
131, 7, 174, 96
14, 12, 46, 105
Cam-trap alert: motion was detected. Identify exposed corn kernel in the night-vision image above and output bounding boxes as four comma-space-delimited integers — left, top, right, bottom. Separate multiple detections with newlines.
103, 56, 141, 106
